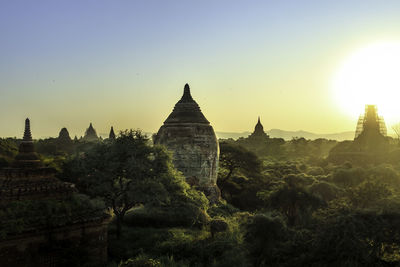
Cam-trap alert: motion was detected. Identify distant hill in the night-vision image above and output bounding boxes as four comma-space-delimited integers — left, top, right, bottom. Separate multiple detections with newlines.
216, 129, 355, 141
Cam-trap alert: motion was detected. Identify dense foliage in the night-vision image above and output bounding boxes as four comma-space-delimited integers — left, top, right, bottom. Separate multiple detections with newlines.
60, 130, 208, 239
3, 132, 400, 266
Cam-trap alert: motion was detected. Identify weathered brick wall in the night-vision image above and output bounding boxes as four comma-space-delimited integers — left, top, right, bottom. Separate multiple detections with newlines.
156, 123, 219, 186
0, 221, 109, 267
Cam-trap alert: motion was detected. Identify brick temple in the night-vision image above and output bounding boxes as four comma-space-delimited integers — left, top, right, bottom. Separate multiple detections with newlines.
0, 118, 110, 267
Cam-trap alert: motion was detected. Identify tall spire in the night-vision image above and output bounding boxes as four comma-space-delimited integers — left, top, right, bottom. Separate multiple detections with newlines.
109, 126, 116, 139
180, 83, 194, 102
14, 118, 41, 168
23, 118, 32, 141
258, 116, 261, 124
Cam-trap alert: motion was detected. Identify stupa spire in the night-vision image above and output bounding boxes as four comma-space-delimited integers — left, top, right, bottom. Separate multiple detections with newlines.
14, 118, 41, 168
249, 116, 269, 139
164, 83, 209, 124
109, 126, 116, 139
23, 118, 32, 141
180, 83, 194, 102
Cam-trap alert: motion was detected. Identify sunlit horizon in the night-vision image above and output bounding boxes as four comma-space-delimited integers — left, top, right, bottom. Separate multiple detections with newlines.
332, 41, 400, 126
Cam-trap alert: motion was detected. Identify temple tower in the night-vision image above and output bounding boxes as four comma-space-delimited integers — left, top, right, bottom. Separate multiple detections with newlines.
355, 105, 387, 139
109, 126, 116, 139
154, 84, 220, 200
83, 122, 99, 141
353, 104, 388, 153
248, 116, 269, 139
13, 118, 41, 168
58, 127, 72, 142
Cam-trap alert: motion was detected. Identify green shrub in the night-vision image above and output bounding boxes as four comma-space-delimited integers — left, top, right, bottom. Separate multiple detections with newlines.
210, 217, 228, 237
124, 205, 209, 228
119, 254, 161, 267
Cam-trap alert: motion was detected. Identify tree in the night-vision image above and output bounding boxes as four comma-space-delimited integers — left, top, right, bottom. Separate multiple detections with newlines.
62, 130, 206, 238
312, 200, 400, 266
245, 213, 289, 266
258, 174, 324, 226
217, 142, 264, 206
218, 142, 262, 184
347, 180, 392, 209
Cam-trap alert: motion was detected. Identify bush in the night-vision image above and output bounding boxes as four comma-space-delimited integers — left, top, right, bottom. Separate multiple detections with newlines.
210, 217, 228, 237
308, 181, 342, 202
124, 205, 209, 229
331, 167, 367, 187
207, 202, 239, 218
119, 255, 161, 267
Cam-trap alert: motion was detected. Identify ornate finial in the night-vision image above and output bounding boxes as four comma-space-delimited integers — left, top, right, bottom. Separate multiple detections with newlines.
23, 118, 32, 141
258, 116, 260, 124
181, 83, 193, 101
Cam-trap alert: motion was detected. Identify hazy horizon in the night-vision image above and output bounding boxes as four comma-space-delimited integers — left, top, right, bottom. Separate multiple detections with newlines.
2, 1, 400, 137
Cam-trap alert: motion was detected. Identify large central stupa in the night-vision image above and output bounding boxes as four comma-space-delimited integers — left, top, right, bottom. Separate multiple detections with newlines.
154, 84, 220, 200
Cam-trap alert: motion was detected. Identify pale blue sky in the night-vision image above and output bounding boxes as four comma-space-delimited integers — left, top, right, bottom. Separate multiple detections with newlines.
1, 0, 400, 137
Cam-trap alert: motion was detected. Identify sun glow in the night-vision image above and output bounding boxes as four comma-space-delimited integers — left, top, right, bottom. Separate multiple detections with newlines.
332, 42, 400, 125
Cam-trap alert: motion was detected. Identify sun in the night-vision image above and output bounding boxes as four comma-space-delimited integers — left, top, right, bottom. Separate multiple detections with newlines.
332, 41, 400, 124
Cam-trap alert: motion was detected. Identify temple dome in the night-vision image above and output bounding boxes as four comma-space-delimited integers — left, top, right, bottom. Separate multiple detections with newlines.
155, 84, 220, 201
164, 84, 209, 124
58, 127, 72, 142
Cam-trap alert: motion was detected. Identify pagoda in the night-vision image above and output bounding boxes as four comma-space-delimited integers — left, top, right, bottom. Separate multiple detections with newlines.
1, 118, 75, 201
248, 117, 269, 140
354, 105, 387, 139
352, 105, 388, 153
154, 84, 220, 201
13, 118, 42, 169
109, 126, 116, 139
0, 118, 110, 266
328, 105, 389, 164
83, 123, 99, 141
58, 127, 72, 143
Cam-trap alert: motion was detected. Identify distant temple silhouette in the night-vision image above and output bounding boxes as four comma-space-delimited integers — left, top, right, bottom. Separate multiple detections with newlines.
13, 118, 42, 168
83, 122, 99, 141
248, 116, 269, 139
329, 104, 389, 164
58, 127, 72, 143
109, 126, 116, 139
355, 105, 387, 139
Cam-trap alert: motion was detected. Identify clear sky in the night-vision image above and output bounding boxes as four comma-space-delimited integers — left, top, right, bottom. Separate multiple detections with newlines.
2, 0, 400, 138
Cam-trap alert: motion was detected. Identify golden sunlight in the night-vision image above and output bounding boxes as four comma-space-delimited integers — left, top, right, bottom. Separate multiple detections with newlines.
332, 41, 400, 124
